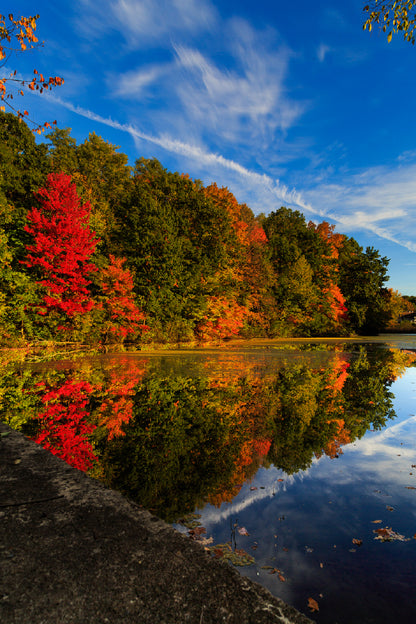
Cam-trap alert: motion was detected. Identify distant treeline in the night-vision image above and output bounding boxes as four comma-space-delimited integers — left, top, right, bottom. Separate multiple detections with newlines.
0, 112, 409, 346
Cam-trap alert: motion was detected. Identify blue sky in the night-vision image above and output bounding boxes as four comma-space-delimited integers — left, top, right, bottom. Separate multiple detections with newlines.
6, 0, 416, 295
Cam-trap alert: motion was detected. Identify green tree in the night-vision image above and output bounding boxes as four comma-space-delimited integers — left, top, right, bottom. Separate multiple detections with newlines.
46, 127, 78, 174
112, 158, 235, 342
338, 238, 391, 334
0, 112, 48, 261
263, 208, 333, 335
363, 1, 416, 44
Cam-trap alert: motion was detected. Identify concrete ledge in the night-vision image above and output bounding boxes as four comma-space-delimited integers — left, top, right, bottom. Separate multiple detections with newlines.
0, 423, 312, 624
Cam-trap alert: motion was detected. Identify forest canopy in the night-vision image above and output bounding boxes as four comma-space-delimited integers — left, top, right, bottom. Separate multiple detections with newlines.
0, 112, 408, 347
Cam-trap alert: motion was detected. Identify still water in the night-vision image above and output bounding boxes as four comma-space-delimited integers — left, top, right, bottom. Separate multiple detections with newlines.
1, 336, 416, 623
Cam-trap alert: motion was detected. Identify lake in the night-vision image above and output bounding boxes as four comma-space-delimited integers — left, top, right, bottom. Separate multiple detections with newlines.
1, 336, 416, 623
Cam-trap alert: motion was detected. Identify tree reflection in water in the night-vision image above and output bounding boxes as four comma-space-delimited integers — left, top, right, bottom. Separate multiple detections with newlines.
1, 344, 413, 521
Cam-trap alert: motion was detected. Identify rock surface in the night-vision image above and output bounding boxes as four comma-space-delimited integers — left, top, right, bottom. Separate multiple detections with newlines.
0, 423, 312, 624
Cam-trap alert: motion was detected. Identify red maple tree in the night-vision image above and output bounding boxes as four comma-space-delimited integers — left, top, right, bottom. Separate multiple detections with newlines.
22, 173, 98, 322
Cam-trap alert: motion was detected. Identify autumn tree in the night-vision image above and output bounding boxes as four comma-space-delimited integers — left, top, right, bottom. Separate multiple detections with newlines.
202, 183, 275, 337
0, 13, 63, 132
22, 173, 98, 332
363, 1, 416, 44
308, 221, 348, 334
97, 255, 148, 343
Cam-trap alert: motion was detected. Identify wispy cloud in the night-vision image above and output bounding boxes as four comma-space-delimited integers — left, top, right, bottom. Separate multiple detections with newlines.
317, 43, 331, 62
112, 65, 170, 98
76, 0, 216, 45
304, 162, 416, 251
51, 96, 315, 215
173, 33, 301, 142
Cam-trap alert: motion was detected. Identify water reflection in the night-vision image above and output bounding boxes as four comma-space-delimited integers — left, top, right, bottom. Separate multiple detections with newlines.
1, 343, 413, 519
1, 341, 415, 623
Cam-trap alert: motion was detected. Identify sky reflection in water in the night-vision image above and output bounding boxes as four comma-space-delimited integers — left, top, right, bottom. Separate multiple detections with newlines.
193, 365, 416, 623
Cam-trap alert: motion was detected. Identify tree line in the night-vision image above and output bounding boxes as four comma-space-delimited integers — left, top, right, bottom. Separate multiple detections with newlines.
0, 112, 409, 346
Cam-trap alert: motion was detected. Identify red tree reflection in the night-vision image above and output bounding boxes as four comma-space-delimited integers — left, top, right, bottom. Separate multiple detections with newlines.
33, 379, 96, 471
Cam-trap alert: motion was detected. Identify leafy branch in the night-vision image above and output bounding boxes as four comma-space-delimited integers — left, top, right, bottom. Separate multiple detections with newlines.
363, 1, 416, 44
0, 13, 64, 132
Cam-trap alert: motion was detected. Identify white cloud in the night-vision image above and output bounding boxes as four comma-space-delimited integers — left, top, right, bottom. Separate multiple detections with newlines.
317, 43, 331, 62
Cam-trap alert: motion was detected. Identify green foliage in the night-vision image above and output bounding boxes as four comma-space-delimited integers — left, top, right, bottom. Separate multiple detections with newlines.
0, 112, 48, 262
338, 239, 391, 334
111, 158, 236, 340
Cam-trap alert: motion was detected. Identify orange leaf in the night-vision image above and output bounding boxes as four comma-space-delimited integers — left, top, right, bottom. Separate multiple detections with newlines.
308, 598, 319, 612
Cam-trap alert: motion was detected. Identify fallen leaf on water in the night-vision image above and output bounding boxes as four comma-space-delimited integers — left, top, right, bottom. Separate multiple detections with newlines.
277, 478, 284, 482
373, 527, 408, 542
267, 568, 286, 582
238, 527, 249, 536
352, 538, 362, 546
371, 520, 382, 524
405, 486, 416, 490
189, 526, 206, 538
305, 547, 314, 553
386, 505, 394, 511
308, 598, 319, 612
250, 487, 257, 491
320, 563, 324, 568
